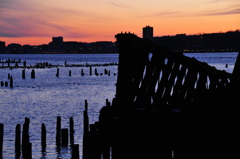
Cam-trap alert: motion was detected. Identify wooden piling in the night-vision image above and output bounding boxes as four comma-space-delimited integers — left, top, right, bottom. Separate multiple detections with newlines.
69, 70, 72, 76
10, 76, 13, 88
71, 144, 80, 159
23, 61, 26, 67
22, 117, 30, 158
31, 69, 35, 78
70, 117, 74, 145
22, 69, 26, 79
84, 100, 89, 133
15, 124, 21, 158
61, 128, 68, 147
0, 124, 4, 158
81, 68, 84, 76
104, 69, 108, 74
83, 100, 90, 159
90, 66, 92, 75
41, 123, 46, 149
95, 68, 98, 76
56, 68, 59, 77
56, 116, 61, 146
26, 142, 32, 159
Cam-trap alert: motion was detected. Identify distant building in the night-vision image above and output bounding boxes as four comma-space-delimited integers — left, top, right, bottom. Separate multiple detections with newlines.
52, 36, 63, 44
143, 25, 153, 39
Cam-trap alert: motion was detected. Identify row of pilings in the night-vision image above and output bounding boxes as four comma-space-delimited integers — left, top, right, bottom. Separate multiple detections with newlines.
0, 60, 118, 69
0, 116, 80, 159
0, 66, 117, 88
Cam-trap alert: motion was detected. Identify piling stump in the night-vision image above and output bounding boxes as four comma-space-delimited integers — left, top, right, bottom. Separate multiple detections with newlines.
10, 76, 13, 88
41, 123, 46, 150
22, 117, 30, 158
71, 144, 79, 159
56, 116, 61, 146
70, 117, 74, 145
22, 69, 26, 79
61, 128, 68, 147
56, 68, 59, 77
15, 124, 21, 158
31, 69, 35, 78
0, 124, 3, 158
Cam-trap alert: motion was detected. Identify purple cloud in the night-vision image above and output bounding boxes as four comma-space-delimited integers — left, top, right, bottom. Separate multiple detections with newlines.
201, 8, 240, 16
0, 0, 91, 38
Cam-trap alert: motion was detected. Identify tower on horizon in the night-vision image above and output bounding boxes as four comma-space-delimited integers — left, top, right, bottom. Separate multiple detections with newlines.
143, 25, 153, 39
52, 36, 63, 44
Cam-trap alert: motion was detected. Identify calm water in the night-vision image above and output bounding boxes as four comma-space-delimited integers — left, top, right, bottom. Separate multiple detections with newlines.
0, 52, 238, 159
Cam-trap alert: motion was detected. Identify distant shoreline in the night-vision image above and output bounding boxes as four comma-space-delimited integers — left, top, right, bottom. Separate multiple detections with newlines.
0, 51, 239, 55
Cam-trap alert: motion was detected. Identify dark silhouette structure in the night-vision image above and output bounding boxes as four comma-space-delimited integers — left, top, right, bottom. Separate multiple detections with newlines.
83, 33, 240, 159
143, 25, 153, 39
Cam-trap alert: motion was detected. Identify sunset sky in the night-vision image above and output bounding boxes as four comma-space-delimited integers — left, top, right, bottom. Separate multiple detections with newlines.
0, 0, 240, 45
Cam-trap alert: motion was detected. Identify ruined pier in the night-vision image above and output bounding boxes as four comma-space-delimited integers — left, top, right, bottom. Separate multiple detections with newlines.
83, 33, 240, 159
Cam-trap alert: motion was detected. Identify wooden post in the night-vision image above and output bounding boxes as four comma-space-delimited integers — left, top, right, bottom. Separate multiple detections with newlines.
41, 123, 46, 150
56, 116, 61, 146
83, 99, 90, 159
70, 117, 74, 145
10, 76, 13, 88
0, 124, 4, 158
71, 144, 80, 159
22, 69, 26, 79
104, 69, 108, 74
95, 68, 98, 76
90, 66, 92, 75
81, 69, 84, 76
23, 61, 26, 67
31, 69, 35, 78
22, 117, 30, 158
61, 128, 68, 147
84, 100, 89, 134
56, 68, 59, 77
26, 142, 32, 159
15, 124, 21, 158
69, 70, 72, 76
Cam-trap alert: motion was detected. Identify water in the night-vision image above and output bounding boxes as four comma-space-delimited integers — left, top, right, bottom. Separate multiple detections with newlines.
184, 52, 239, 73
0, 52, 239, 159
0, 54, 118, 159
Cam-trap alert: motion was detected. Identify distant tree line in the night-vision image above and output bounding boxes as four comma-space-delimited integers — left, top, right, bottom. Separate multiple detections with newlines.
152, 30, 240, 53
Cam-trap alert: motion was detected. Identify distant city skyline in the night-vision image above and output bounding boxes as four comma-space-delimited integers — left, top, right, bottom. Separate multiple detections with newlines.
0, 0, 240, 45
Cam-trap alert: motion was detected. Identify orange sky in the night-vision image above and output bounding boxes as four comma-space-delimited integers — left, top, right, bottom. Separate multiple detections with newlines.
0, 0, 240, 45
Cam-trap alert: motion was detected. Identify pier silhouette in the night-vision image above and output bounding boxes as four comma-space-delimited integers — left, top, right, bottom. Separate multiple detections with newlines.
82, 33, 240, 159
